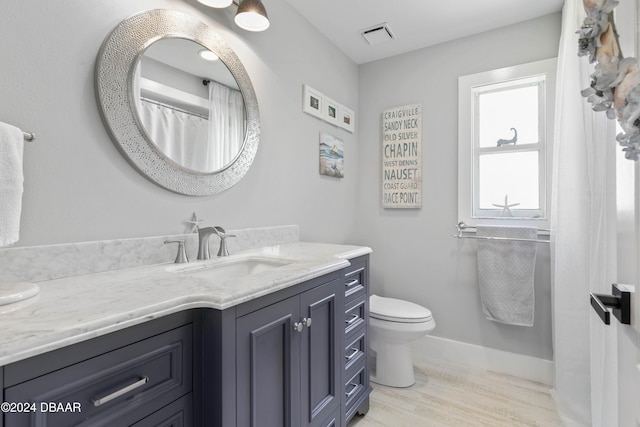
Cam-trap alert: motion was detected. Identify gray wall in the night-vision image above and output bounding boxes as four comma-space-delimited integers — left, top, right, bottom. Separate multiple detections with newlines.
2, 0, 562, 360
355, 13, 561, 360
1, 0, 359, 247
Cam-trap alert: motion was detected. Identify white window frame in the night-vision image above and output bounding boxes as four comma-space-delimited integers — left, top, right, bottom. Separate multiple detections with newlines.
458, 58, 556, 228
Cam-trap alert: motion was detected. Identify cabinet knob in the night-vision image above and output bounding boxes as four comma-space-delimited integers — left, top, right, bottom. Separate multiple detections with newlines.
303, 317, 312, 328
293, 321, 304, 333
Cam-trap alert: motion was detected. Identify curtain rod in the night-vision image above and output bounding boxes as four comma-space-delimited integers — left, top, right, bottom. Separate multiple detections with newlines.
202, 78, 241, 93
140, 97, 209, 120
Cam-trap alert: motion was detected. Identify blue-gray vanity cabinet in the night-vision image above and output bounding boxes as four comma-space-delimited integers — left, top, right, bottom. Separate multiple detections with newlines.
0, 367, 3, 427
2, 311, 194, 427
342, 255, 371, 425
235, 275, 344, 427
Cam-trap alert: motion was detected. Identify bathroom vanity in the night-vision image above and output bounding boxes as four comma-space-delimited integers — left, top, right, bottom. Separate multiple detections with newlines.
0, 243, 370, 427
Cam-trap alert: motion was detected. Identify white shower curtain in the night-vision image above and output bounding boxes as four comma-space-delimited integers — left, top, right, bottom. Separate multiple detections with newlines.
551, 0, 618, 425
207, 81, 244, 170
138, 100, 211, 171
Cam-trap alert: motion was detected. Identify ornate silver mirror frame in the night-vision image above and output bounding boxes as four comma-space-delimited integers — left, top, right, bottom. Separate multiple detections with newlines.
95, 9, 260, 196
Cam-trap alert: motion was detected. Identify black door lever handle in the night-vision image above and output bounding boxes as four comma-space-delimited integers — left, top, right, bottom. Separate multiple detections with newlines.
590, 283, 632, 325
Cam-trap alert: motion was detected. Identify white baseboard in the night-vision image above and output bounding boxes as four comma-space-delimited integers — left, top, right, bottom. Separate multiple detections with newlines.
410, 335, 554, 386
549, 390, 591, 427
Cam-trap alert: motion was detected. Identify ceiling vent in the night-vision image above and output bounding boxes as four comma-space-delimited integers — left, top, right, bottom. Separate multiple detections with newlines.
361, 22, 395, 45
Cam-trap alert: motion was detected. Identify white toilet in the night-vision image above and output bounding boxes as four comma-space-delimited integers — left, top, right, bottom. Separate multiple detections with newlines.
369, 294, 436, 387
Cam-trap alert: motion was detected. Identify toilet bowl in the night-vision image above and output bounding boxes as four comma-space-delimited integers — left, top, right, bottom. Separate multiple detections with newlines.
369, 294, 435, 387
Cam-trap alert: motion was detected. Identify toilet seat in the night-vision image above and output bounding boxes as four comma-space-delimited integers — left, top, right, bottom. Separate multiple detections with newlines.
370, 294, 432, 323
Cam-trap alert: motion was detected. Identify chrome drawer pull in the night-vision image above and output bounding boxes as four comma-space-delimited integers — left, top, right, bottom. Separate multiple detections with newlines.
345, 347, 360, 361
345, 278, 359, 288
345, 314, 360, 325
345, 382, 359, 399
92, 376, 149, 407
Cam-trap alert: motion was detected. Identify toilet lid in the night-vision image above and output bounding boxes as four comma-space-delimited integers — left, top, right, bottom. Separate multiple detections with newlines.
369, 294, 432, 323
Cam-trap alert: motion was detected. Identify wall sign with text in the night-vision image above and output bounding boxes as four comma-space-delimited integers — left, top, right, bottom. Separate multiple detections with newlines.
382, 104, 422, 208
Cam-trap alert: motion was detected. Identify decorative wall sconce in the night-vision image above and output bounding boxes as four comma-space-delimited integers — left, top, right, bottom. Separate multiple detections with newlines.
197, 0, 270, 32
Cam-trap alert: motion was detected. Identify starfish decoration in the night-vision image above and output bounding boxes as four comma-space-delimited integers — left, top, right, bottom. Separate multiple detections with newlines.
492, 195, 520, 217
186, 212, 204, 233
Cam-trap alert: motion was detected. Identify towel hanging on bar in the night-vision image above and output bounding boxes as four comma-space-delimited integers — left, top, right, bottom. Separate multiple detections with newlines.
476, 225, 537, 326
0, 122, 25, 246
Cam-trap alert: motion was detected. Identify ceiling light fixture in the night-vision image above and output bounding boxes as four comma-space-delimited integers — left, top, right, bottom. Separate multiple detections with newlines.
197, 0, 270, 32
234, 0, 270, 32
198, 49, 219, 61
196, 0, 233, 8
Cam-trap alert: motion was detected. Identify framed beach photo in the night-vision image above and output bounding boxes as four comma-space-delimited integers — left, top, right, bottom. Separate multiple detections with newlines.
319, 132, 344, 178
339, 105, 355, 132
324, 97, 340, 125
302, 84, 324, 119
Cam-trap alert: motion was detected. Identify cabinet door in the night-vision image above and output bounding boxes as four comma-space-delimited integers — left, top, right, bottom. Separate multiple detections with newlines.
236, 296, 301, 427
300, 279, 342, 427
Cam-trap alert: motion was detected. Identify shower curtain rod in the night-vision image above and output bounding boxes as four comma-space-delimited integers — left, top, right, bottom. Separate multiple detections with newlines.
202, 78, 241, 93
452, 221, 550, 244
140, 97, 208, 120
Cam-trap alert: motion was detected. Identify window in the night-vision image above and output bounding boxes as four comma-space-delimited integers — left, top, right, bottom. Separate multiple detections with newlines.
458, 58, 556, 227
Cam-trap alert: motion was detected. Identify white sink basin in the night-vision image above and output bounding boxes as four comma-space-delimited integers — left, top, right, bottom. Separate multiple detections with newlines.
165, 256, 293, 281
0, 282, 40, 306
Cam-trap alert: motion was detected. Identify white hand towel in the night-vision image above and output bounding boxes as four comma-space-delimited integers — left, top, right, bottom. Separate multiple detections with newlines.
476, 225, 537, 326
0, 122, 25, 247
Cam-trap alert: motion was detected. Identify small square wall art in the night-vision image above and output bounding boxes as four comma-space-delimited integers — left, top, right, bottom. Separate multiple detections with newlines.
324, 97, 340, 126
319, 133, 344, 178
302, 84, 324, 119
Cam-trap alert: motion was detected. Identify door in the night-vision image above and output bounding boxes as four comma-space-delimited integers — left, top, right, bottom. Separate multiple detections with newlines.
607, 3, 640, 426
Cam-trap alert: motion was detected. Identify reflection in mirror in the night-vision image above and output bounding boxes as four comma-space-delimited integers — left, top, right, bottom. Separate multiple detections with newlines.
134, 38, 246, 173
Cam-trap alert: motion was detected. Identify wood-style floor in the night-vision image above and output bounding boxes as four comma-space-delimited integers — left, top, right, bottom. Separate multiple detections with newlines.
348, 356, 563, 427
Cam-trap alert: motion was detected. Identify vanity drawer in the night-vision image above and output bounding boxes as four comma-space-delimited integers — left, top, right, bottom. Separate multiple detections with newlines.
344, 365, 367, 418
5, 325, 192, 427
344, 331, 366, 373
344, 256, 368, 303
344, 265, 366, 302
344, 297, 366, 335
131, 393, 193, 427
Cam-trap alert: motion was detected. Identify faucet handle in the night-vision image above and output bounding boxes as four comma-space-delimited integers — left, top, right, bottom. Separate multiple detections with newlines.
212, 226, 236, 238
164, 240, 189, 263
215, 231, 236, 257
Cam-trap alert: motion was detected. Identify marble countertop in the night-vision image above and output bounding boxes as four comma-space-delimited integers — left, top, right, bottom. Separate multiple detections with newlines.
0, 242, 371, 366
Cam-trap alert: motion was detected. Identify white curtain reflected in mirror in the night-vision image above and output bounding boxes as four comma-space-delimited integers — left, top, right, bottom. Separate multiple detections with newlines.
137, 99, 210, 171
133, 38, 246, 174
207, 81, 244, 169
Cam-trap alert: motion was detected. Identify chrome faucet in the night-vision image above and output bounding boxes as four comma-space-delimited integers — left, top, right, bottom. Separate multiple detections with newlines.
197, 227, 218, 260
197, 226, 237, 259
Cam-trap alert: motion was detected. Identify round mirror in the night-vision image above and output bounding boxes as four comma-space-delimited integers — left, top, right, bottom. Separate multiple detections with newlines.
95, 9, 260, 195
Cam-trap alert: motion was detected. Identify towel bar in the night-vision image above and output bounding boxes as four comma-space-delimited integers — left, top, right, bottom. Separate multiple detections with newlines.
452, 221, 550, 243
22, 131, 35, 141
453, 234, 549, 243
